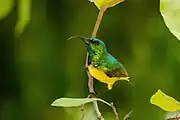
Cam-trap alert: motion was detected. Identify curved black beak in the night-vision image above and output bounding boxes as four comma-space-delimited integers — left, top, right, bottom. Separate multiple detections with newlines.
67, 36, 90, 44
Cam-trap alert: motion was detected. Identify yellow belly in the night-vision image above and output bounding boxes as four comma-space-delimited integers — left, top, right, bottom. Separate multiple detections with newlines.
88, 65, 129, 90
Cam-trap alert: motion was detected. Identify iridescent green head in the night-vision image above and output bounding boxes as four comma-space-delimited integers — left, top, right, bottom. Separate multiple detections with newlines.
86, 37, 107, 55
68, 36, 107, 55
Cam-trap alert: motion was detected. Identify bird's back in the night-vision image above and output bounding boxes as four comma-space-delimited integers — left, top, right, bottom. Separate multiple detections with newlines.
88, 53, 129, 90
99, 54, 128, 78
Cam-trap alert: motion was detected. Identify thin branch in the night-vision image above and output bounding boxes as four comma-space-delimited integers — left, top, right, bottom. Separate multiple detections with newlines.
111, 102, 119, 120
123, 110, 133, 120
85, 1, 109, 120
86, 0, 126, 119
91, 7, 107, 37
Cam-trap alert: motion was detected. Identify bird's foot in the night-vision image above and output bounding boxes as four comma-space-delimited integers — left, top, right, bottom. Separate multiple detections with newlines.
88, 92, 96, 98
84, 66, 89, 72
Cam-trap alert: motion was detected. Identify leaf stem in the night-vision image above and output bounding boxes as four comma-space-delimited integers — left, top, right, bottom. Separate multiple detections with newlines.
93, 101, 104, 120
123, 110, 133, 120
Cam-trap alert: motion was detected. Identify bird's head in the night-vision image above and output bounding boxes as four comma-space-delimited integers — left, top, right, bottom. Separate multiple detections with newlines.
85, 37, 107, 54
68, 36, 107, 55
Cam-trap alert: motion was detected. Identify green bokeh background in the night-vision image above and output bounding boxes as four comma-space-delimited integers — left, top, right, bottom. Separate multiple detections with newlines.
1, 0, 180, 120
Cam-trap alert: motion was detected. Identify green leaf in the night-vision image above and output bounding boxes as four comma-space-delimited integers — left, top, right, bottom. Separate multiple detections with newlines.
15, 0, 31, 36
164, 111, 180, 120
89, 0, 125, 9
160, 0, 180, 40
150, 89, 180, 112
51, 98, 111, 107
0, 0, 14, 20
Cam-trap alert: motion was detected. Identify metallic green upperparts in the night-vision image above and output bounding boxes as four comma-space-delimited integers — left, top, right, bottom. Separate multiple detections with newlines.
68, 36, 129, 79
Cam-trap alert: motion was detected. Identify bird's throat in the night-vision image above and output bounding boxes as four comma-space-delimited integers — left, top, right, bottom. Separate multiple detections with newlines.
88, 51, 107, 67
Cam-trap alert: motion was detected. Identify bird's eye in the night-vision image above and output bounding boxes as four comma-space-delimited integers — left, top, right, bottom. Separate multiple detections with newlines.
92, 41, 99, 45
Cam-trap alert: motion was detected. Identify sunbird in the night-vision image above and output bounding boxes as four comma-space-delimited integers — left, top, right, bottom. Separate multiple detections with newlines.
68, 36, 130, 90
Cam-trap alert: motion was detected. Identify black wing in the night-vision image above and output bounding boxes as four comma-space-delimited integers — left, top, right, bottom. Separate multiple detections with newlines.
105, 67, 128, 78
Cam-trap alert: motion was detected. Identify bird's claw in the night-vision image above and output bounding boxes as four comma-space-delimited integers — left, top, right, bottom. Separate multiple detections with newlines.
88, 92, 96, 98
84, 66, 88, 72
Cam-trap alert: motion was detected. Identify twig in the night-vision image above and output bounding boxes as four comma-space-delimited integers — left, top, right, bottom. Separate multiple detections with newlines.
91, 7, 107, 37
123, 110, 133, 120
111, 102, 119, 120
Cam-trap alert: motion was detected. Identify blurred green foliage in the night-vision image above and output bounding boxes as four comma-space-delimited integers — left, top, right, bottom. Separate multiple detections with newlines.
160, 0, 180, 41
15, 0, 31, 36
0, 0, 180, 120
0, 0, 14, 20
0, 0, 31, 35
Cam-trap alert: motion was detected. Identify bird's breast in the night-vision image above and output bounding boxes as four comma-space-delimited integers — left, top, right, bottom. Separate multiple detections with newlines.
88, 65, 108, 82
88, 65, 130, 90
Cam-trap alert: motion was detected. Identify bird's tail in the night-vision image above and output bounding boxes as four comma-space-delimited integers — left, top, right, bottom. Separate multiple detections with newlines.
119, 77, 133, 86
127, 78, 134, 86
